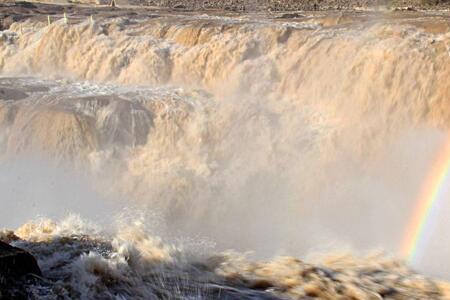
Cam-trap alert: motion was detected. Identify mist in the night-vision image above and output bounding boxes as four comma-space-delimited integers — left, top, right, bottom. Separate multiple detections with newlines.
1, 130, 448, 278
0, 155, 120, 230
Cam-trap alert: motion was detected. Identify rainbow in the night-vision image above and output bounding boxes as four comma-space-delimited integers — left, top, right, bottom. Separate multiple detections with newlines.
401, 135, 450, 262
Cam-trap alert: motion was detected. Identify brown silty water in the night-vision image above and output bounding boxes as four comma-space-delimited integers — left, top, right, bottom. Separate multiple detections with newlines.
1, 6, 450, 299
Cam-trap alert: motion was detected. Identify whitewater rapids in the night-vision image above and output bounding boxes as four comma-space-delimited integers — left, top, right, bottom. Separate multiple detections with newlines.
1, 6, 450, 299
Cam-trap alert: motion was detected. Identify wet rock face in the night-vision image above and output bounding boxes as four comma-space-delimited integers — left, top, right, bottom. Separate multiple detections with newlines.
0, 241, 41, 278
0, 88, 28, 101
0, 241, 42, 299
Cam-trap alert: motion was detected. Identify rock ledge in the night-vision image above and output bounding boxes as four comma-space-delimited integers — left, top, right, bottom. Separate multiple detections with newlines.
0, 240, 41, 282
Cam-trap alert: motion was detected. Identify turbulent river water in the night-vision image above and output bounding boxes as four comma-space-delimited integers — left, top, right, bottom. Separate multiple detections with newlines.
1, 8, 450, 299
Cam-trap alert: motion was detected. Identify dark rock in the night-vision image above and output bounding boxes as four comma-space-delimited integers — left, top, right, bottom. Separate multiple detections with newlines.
15, 2, 38, 9
277, 12, 304, 19
0, 88, 29, 101
0, 241, 42, 299
0, 241, 41, 278
1, 14, 28, 31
